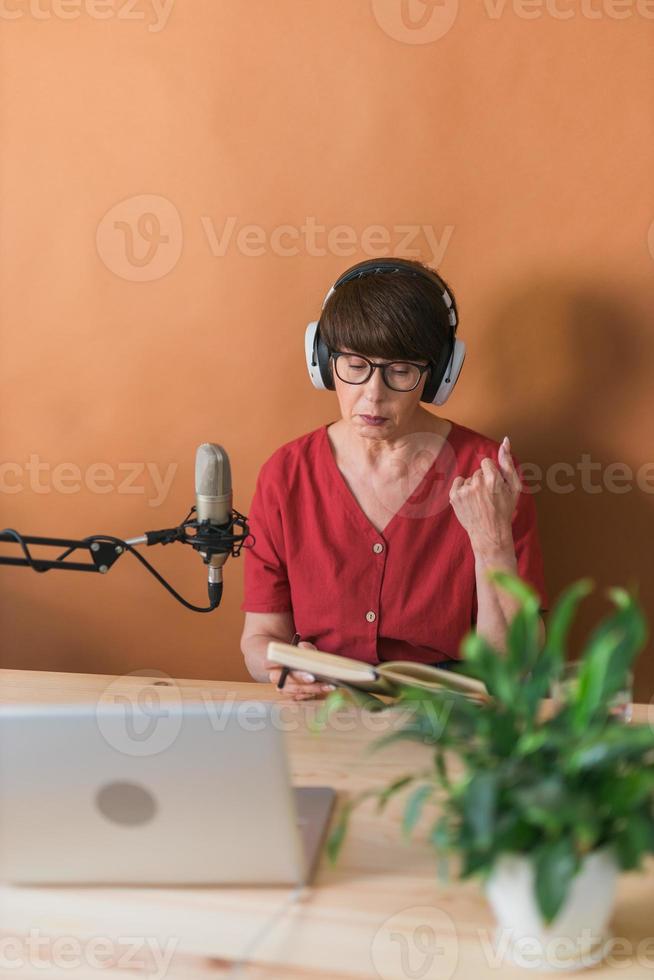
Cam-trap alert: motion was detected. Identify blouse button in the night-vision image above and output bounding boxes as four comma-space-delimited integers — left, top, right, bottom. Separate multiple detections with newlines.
372, 542, 384, 554
365, 610, 377, 623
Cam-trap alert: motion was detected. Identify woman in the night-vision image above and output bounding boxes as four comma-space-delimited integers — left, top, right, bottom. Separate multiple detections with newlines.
240, 258, 547, 700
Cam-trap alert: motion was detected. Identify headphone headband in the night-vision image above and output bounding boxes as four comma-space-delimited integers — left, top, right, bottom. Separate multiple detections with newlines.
322, 259, 458, 329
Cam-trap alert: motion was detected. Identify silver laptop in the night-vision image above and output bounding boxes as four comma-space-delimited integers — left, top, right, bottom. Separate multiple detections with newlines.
0, 701, 335, 886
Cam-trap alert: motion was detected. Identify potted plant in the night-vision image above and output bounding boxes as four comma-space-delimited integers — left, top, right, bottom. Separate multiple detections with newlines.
321, 574, 654, 972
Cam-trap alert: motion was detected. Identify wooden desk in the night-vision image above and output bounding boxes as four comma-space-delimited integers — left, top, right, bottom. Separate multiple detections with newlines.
0, 668, 652, 979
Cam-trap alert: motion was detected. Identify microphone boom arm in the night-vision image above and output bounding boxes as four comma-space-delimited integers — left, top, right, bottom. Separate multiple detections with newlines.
0, 508, 252, 612
0, 532, 125, 574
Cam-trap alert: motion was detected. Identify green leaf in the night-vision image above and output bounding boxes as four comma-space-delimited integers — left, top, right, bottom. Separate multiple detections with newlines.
461, 632, 514, 705
371, 691, 478, 752
572, 628, 624, 729
573, 816, 601, 854
430, 816, 454, 883
460, 848, 493, 878
308, 688, 350, 733
326, 802, 353, 864
514, 776, 568, 833
493, 811, 538, 853
463, 772, 497, 851
337, 682, 387, 711
325, 787, 382, 863
565, 724, 654, 772
506, 607, 541, 679
493, 569, 544, 684
487, 711, 520, 756
435, 747, 450, 789
514, 730, 549, 756
534, 837, 579, 923
607, 586, 642, 614
372, 726, 442, 751
460, 630, 499, 679
613, 812, 654, 870
573, 591, 647, 727
520, 579, 594, 714
376, 775, 416, 813
543, 578, 593, 666
598, 770, 654, 812
430, 814, 454, 851
486, 570, 540, 614
402, 784, 434, 838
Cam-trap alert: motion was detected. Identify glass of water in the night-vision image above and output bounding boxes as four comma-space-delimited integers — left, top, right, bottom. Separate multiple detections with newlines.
551, 661, 634, 723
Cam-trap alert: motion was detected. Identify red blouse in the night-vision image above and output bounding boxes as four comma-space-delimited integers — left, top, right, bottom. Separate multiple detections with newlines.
241, 421, 548, 666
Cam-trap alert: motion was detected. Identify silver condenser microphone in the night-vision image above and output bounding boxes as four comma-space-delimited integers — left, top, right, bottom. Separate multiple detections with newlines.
195, 443, 233, 606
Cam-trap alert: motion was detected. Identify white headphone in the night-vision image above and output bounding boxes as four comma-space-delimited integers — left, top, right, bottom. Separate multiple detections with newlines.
304, 259, 466, 405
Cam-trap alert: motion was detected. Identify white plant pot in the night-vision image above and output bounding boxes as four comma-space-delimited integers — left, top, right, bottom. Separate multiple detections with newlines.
484, 847, 619, 972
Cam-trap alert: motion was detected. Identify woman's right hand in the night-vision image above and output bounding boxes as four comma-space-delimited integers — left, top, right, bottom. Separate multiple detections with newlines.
268, 641, 336, 701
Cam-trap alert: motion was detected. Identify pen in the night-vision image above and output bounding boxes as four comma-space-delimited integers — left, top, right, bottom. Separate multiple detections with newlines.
277, 632, 301, 690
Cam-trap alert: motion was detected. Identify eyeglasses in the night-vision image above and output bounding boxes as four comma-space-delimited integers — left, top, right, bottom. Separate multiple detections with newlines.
330, 351, 431, 392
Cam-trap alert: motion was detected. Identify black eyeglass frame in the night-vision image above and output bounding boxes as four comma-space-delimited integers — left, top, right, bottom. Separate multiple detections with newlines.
330, 351, 432, 392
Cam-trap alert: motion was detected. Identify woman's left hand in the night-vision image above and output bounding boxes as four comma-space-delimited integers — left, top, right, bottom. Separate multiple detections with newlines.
449, 436, 522, 555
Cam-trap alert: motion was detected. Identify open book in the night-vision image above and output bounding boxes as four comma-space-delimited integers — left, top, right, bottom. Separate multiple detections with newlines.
266, 642, 489, 702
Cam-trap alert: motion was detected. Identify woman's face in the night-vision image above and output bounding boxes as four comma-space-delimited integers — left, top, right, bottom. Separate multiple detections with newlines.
332, 348, 431, 440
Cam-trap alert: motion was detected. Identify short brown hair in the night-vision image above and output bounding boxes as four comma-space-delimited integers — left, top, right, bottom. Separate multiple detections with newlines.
319, 259, 455, 364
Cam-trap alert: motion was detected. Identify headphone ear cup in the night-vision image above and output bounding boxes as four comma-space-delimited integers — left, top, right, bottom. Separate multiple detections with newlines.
420, 363, 440, 405
304, 321, 334, 390
422, 339, 466, 406
316, 326, 334, 390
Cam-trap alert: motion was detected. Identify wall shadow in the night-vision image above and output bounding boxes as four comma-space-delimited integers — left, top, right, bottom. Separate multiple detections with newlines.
476, 276, 654, 702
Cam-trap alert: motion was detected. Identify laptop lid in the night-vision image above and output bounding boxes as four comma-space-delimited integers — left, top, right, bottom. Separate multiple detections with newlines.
0, 700, 311, 885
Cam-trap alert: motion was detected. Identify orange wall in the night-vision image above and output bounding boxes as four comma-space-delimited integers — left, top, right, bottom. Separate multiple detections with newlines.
1, 1, 653, 699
